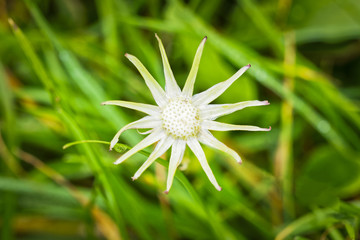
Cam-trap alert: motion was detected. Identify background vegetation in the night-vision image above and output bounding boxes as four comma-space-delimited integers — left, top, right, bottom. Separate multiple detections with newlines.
1, 0, 360, 239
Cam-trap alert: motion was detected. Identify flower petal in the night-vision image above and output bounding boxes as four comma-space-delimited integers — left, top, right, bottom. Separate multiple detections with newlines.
198, 130, 241, 163
155, 34, 181, 96
114, 128, 165, 165
101, 100, 160, 116
187, 138, 222, 191
132, 135, 174, 180
165, 139, 186, 194
109, 116, 161, 150
192, 64, 251, 106
125, 53, 168, 107
201, 100, 269, 120
202, 120, 271, 132
182, 37, 207, 98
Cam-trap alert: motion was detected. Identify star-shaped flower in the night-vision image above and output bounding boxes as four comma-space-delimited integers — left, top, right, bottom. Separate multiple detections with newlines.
102, 34, 270, 193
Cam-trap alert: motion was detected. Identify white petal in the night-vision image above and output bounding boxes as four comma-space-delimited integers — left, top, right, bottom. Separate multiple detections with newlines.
101, 100, 160, 116
132, 135, 174, 180
182, 37, 207, 98
114, 128, 165, 165
176, 141, 186, 167
202, 120, 271, 132
155, 34, 181, 97
137, 129, 154, 135
187, 138, 222, 191
201, 100, 269, 120
109, 116, 161, 150
165, 139, 186, 194
192, 64, 251, 106
198, 130, 241, 163
125, 53, 168, 107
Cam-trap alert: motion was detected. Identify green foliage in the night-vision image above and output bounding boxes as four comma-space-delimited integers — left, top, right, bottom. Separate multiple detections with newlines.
0, 0, 359, 239
296, 147, 360, 207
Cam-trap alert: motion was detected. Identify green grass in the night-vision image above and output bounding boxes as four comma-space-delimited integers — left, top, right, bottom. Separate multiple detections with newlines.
1, 0, 360, 239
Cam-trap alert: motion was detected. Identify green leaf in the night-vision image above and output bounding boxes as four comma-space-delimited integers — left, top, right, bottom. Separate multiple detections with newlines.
296, 147, 360, 206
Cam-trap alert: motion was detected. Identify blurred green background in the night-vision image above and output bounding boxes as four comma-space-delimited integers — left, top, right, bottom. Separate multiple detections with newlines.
1, 0, 360, 239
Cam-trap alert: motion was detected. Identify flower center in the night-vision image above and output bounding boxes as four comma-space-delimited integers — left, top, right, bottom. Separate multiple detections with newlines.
161, 98, 201, 139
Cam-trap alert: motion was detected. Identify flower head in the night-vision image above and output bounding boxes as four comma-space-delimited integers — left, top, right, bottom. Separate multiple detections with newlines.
102, 34, 270, 193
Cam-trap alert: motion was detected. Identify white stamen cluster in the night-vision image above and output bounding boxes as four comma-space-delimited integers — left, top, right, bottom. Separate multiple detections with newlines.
161, 98, 200, 139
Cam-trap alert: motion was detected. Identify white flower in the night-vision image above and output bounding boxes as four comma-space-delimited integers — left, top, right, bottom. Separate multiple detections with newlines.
102, 34, 270, 193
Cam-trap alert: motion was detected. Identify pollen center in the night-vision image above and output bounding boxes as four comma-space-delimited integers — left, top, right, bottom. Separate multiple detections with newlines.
161, 98, 200, 139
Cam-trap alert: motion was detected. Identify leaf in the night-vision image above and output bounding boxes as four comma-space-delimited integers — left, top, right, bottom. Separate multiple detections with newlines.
296, 146, 360, 206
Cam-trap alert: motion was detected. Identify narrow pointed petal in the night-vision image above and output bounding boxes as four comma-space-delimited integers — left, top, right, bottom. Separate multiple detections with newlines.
125, 53, 168, 107
137, 129, 154, 135
202, 120, 271, 132
155, 34, 181, 96
165, 139, 186, 193
132, 136, 174, 180
187, 138, 222, 191
198, 130, 242, 163
182, 37, 207, 98
102, 100, 160, 116
201, 100, 269, 120
114, 129, 165, 165
192, 64, 251, 106
176, 141, 186, 167
110, 116, 161, 150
